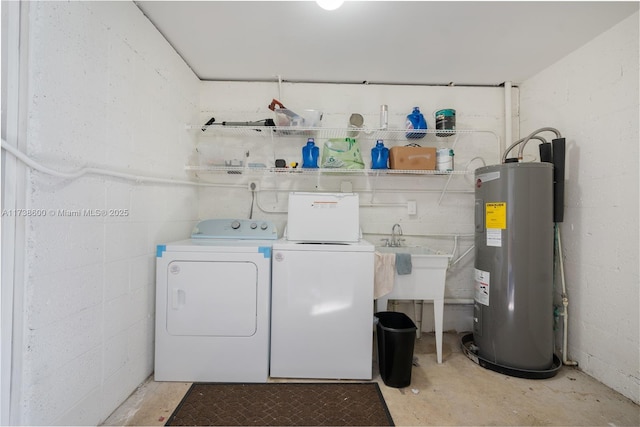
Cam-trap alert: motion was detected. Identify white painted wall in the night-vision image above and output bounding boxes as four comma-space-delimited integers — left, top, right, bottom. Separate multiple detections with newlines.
197, 81, 515, 334
520, 12, 639, 403
10, 2, 200, 424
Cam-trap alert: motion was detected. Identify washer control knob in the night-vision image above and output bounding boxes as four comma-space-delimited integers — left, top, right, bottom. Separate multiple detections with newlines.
231, 220, 241, 230
250, 222, 258, 229
260, 222, 269, 230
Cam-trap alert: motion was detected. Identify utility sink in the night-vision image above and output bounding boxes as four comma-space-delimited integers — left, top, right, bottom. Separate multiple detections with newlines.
376, 244, 451, 257
375, 246, 451, 299
374, 245, 452, 363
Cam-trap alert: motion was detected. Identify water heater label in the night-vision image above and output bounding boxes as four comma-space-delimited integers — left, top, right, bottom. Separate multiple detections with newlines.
486, 228, 502, 247
485, 202, 506, 229
474, 268, 490, 306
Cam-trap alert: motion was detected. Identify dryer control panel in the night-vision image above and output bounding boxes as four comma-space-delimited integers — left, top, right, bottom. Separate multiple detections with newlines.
191, 219, 278, 240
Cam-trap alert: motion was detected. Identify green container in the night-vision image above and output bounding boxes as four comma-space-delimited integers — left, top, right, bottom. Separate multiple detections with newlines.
435, 109, 456, 137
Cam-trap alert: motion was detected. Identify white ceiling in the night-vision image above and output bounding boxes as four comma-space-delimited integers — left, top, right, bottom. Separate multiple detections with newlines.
135, 1, 639, 86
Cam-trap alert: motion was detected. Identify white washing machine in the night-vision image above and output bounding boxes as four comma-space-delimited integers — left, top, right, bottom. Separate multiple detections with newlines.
155, 219, 277, 382
270, 193, 375, 380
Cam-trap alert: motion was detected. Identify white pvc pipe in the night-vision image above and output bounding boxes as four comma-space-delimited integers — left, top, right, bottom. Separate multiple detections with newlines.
504, 81, 512, 154
1, 139, 240, 188
404, 298, 474, 306
277, 74, 283, 100
414, 300, 423, 338
444, 298, 474, 305
557, 225, 578, 366
449, 244, 475, 267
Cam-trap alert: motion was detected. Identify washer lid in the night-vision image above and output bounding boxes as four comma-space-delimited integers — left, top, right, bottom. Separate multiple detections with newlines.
286, 192, 360, 243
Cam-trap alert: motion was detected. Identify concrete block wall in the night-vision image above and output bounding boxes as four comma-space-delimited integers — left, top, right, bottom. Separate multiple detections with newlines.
519, 12, 639, 403
9, 3, 637, 424
14, 2, 200, 424
197, 81, 516, 333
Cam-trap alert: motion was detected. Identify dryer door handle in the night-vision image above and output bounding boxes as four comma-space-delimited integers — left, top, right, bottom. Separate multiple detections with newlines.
172, 288, 186, 310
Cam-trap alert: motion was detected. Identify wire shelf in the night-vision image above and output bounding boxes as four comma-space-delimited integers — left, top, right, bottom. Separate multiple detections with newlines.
185, 165, 470, 176
186, 124, 500, 202
188, 125, 497, 142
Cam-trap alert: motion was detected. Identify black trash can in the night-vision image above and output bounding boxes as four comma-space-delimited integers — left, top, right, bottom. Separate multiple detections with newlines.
375, 311, 417, 388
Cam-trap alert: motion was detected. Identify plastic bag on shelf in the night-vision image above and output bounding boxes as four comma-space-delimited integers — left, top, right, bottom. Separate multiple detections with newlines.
321, 138, 364, 169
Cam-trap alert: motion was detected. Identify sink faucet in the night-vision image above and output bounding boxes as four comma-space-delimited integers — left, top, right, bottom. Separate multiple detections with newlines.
391, 223, 404, 247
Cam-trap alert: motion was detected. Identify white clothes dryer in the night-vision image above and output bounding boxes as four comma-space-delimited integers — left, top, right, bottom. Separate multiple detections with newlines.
155, 219, 276, 382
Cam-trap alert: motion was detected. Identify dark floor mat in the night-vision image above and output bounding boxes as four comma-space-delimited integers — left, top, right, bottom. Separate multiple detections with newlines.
165, 382, 394, 426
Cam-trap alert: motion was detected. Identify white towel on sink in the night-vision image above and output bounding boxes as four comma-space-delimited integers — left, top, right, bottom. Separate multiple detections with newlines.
374, 251, 396, 298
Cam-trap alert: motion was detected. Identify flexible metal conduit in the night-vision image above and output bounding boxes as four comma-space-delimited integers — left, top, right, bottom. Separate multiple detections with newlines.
501, 127, 562, 163
502, 135, 548, 162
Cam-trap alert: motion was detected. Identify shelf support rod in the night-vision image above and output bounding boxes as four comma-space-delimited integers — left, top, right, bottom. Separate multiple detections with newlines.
438, 172, 455, 205
269, 131, 281, 203
370, 171, 380, 203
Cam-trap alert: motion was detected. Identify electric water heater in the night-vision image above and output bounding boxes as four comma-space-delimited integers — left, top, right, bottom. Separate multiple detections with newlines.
472, 162, 555, 372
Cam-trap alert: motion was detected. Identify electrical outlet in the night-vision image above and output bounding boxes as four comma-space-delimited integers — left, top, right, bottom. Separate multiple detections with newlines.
248, 181, 259, 191
407, 200, 417, 215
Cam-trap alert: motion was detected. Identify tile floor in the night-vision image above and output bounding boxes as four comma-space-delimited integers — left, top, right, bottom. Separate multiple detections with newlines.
102, 332, 639, 426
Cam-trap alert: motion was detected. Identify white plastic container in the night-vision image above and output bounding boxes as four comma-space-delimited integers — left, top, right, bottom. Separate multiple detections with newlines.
436, 148, 454, 172
274, 109, 322, 129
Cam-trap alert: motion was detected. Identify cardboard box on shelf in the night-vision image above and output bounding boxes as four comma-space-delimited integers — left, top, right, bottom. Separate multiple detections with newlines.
389, 146, 437, 170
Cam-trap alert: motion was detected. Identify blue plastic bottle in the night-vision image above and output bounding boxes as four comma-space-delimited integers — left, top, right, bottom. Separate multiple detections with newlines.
301, 138, 319, 168
371, 139, 389, 169
405, 106, 427, 139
